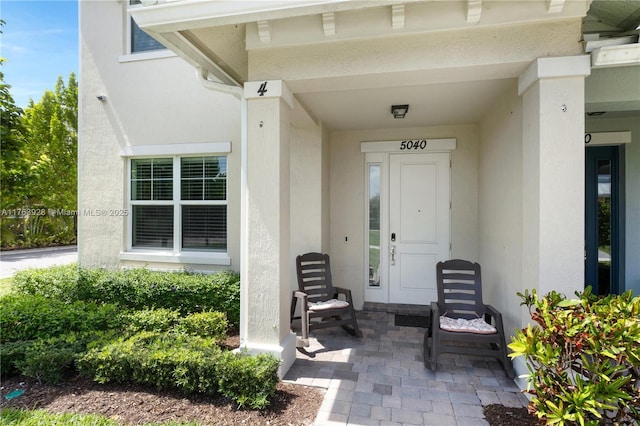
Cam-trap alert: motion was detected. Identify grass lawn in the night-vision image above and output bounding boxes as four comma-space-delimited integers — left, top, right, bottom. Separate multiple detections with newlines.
0, 408, 198, 425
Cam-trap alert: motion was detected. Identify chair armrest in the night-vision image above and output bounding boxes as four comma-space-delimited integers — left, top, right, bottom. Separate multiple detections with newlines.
430, 301, 440, 316
293, 290, 308, 299
484, 304, 504, 326
430, 302, 440, 334
293, 290, 309, 307
333, 286, 354, 304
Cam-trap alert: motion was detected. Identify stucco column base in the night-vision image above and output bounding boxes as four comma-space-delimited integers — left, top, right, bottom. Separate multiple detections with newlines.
236, 333, 297, 379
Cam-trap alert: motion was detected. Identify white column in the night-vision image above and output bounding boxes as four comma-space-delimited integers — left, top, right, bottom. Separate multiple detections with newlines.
519, 56, 591, 297
240, 80, 296, 377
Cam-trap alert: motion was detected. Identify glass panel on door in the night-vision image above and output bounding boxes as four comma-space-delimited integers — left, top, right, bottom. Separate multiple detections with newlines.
368, 164, 381, 287
585, 146, 620, 296
597, 159, 612, 295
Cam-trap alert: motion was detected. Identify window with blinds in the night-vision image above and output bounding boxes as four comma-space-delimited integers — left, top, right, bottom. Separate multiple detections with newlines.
129, 156, 227, 252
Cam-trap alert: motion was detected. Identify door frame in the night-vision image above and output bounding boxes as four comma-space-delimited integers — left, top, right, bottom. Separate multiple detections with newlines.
585, 145, 624, 295
362, 138, 455, 304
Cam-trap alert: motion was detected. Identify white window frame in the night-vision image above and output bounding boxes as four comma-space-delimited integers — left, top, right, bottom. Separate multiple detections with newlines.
119, 1, 176, 63
120, 142, 231, 265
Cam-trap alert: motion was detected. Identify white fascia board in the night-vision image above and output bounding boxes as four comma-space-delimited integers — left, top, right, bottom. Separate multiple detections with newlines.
591, 44, 640, 69
518, 55, 591, 95
130, 0, 405, 32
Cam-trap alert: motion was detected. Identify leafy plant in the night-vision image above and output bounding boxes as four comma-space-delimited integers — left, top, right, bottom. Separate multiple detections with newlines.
123, 308, 182, 334
14, 337, 78, 383
0, 72, 78, 250
216, 351, 280, 409
13, 263, 79, 300
509, 288, 640, 425
0, 293, 121, 343
175, 311, 228, 341
78, 331, 280, 408
14, 266, 241, 327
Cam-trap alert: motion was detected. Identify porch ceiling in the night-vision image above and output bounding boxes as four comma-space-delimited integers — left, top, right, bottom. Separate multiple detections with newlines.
131, 0, 639, 128
293, 78, 515, 131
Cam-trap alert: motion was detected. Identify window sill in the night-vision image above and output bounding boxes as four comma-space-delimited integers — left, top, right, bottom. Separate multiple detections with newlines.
118, 50, 176, 63
119, 250, 231, 266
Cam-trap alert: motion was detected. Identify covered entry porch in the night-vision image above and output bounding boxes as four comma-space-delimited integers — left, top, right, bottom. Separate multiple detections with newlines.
131, 0, 591, 377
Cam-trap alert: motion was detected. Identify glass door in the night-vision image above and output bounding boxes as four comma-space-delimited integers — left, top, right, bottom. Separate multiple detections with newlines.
585, 146, 620, 295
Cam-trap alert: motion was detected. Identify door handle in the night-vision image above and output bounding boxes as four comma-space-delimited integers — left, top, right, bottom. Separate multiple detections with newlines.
390, 245, 396, 265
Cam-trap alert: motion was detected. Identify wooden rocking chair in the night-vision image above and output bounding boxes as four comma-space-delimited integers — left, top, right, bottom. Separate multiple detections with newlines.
424, 259, 515, 379
290, 252, 362, 347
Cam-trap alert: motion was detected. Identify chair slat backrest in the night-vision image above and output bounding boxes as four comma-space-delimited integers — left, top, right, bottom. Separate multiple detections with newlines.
436, 259, 485, 319
296, 252, 336, 303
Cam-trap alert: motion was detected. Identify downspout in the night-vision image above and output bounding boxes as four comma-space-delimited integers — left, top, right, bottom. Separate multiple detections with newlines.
196, 66, 249, 348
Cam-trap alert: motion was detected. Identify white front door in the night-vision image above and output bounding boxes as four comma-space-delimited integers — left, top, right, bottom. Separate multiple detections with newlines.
388, 153, 450, 304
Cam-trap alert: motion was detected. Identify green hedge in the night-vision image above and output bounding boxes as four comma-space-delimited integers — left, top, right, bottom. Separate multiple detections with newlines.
78, 332, 279, 409
12, 263, 79, 300
0, 294, 121, 343
14, 266, 241, 326
5, 266, 280, 408
122, 309, 228, 342
1, 331, 119, 382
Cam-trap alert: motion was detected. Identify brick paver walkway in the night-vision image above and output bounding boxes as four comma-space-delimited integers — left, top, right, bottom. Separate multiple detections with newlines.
284, 310, 528, 425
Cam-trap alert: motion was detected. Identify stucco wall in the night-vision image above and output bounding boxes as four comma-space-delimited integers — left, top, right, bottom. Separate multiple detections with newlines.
329, 125, 480, 309
478, 84, 526, 338
79, 0, 241, 270
586, 116, 640, 295
289, 122, 325, 294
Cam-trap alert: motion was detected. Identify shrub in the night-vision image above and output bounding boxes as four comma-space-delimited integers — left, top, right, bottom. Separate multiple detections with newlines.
509, 288, 640, 425
14, 337, 79, 383
216, 351, 280, 409
1, 331, 120, 382
0, 294, 122, 343
15, 266, 241, 326
78, 332, 221, 389
78, 331, 280, 408
0, 340, 33, 378
13, 263, 79, 300
78, 269, 241, 325
175, 311, 228, 340
123, 308, 183, 334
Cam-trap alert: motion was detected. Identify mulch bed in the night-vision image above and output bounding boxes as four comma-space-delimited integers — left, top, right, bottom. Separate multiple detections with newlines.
0, 375, 324, 425
484, 403, 539, 425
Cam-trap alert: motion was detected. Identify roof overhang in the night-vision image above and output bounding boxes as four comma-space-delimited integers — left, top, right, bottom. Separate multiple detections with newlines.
130, 0, 598, 130
131, 0, 591, 86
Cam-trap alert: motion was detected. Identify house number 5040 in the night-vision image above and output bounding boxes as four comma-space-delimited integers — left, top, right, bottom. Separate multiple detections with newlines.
400, 140, 428, 150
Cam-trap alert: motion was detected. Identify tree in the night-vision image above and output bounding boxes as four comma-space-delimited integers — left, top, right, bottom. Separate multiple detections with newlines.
0, 72, 78, 248
0, 59, 26, 208
21, 74, 78, 212
0, 20, 78, 248
0, 20, 27, 210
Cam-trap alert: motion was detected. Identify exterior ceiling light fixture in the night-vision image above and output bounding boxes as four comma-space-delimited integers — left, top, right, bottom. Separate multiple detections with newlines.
391, 104, 409, 119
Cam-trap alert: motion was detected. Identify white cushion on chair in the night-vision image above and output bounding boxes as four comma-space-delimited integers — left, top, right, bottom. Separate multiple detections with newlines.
439, 316, 497, 334
308, 299, 350, 311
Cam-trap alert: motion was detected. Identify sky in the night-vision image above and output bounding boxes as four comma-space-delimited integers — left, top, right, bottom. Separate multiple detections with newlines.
1, 0, 78, 109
